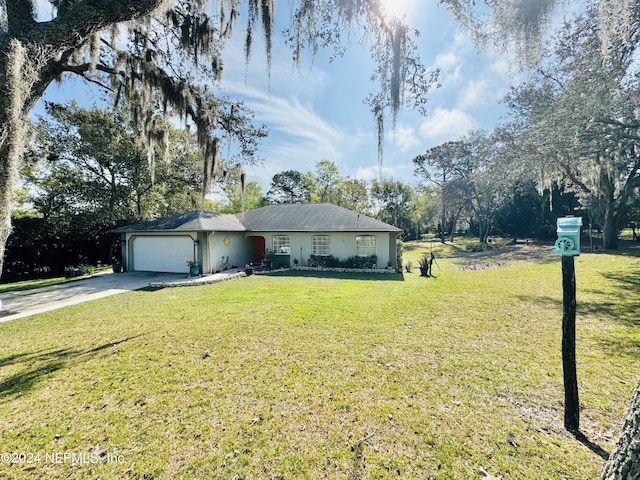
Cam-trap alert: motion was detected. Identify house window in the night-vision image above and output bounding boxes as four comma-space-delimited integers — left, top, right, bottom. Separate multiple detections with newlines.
312, 235, 331, 256
356, 235, 376, 256
273, 235, 291, 254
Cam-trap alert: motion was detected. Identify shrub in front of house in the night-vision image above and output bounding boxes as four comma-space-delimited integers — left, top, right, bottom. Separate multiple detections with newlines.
306, 255, 378, 269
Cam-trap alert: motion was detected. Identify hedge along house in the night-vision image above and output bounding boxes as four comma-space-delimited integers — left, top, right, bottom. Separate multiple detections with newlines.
114, 203, 402, 274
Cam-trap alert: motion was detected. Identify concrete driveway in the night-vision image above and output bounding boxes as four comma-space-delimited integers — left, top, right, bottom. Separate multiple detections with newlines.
0, 271, 188, 323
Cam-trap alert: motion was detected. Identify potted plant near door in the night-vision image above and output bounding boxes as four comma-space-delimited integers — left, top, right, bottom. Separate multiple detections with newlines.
111, 256, 122, 273
187, 260, 200, 277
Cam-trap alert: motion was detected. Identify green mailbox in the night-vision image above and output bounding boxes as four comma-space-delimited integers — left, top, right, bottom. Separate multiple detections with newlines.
551, 216, 582, 256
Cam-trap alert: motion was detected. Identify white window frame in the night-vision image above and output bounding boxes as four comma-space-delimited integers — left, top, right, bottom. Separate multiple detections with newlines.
273, 235, 291, 255
355, 235, 377, 256
312, 235, 331, 256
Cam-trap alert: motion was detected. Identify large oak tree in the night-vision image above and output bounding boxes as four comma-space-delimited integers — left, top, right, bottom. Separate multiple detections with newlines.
0, 0, 436, 276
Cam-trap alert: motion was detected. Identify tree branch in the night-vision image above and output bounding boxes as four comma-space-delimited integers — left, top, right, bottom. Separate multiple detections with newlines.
17, 0, 165, 53
560, 161, 592, 195
592, 116, 640, 133
59, 62, 115, 91
537, 68, 567, 93
6, 0, 35, 35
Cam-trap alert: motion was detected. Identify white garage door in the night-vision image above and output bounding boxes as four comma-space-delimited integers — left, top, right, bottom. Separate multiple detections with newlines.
132, 236, 194, 273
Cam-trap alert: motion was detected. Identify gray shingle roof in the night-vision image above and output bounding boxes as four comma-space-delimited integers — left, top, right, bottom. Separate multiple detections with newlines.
238, 203, 401, 232
114, 203, 401, 233
113, 210, 246, 232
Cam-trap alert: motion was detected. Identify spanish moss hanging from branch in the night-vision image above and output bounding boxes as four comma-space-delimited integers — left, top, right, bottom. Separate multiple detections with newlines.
284, 0, 437, 174
244, 0, 275, 73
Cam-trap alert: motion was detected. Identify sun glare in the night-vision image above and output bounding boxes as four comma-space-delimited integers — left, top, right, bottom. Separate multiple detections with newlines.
381, 0, 409, 19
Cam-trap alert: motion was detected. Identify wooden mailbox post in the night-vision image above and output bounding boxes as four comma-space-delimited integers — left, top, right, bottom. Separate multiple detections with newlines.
551, 216, 582, 432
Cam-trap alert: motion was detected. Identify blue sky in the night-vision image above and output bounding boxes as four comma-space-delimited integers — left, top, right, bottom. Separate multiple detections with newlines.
32, 0, 517, 191
216, 0, 515, 189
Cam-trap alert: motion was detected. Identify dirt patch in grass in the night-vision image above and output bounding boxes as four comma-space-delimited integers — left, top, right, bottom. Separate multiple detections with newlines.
457, 261, 510, 270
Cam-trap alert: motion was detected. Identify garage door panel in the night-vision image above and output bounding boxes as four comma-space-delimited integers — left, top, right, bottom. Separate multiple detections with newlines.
133, 236, 193, 273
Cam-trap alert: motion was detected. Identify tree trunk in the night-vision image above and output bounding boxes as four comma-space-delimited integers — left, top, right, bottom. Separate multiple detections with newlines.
0, 40, 33, 277
602, 202, 619, 249
0, 140, 17, 278
602, 379, 640, 479
0, 0, 166, 276
478, 219, 489, 243
440, 203, 446, 244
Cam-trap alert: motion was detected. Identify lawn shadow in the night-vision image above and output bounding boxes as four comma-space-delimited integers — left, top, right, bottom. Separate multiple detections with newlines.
261, 270, 405, 281
137, 286, 164, 292
0, 336, 141, 402
349, 432, 375, 480
589, 240, 640, 258
404, 240, 468, 257
573, 430, 610, 460
0, 348, 55, 368
581, 268, 640, 358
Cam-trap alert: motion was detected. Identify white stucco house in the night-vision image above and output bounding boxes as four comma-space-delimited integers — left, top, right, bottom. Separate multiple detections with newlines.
114, 203, 402, 274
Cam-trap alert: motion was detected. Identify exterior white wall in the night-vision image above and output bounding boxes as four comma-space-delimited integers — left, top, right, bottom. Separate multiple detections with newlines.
257, 231, 395, 268
123, 230, 397, 272
208, 232, 252, 273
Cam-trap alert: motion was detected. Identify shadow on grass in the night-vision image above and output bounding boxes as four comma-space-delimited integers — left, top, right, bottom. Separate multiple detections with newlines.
515, 288, 640, 360
516, 266, 640, 330
137, 286, 164, 292
0, 348, 54, 368
573, 430, 610, 460
261, 270, 405, 281
582, 267, 640, 326
590, 240, 640, 258
0, 336, 141, 402
349, 433, 374, 480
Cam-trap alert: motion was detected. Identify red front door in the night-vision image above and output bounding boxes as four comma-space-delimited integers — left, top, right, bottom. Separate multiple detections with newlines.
252, 236, 265, 263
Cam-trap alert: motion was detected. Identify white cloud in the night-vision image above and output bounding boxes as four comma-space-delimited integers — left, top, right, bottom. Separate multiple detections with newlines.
355, 165, 396, 182
388, 124, 420, 152
456, 56, 519, 110
458, 78, 494, 109
434, 51, 462, 85
256, 106, 341, 164
489, 56, 512, 77
218, 31, 368, 176
432, 31, 474, 86
219, 80, 376, 186
418, 108, 475, 142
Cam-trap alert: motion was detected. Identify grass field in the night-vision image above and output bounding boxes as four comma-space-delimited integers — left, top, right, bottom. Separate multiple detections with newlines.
0, 241, 639, 479
0, 276, 72, 294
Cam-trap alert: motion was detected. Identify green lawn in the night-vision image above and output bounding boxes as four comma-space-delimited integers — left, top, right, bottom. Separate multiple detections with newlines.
0, 266, 111, 294
0, 243, 638, 479
0, 276, 72, 294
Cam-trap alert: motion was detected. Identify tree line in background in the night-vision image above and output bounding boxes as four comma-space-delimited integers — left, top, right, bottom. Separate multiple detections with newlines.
7, 1, 640, 281
237, 3, 640, 253
3, 101, 266, 279
4, 101, 612, 280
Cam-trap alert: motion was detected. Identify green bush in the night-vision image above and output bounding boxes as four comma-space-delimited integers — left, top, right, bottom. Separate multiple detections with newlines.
79, 264, 96, 275
307, 255, 377, 269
